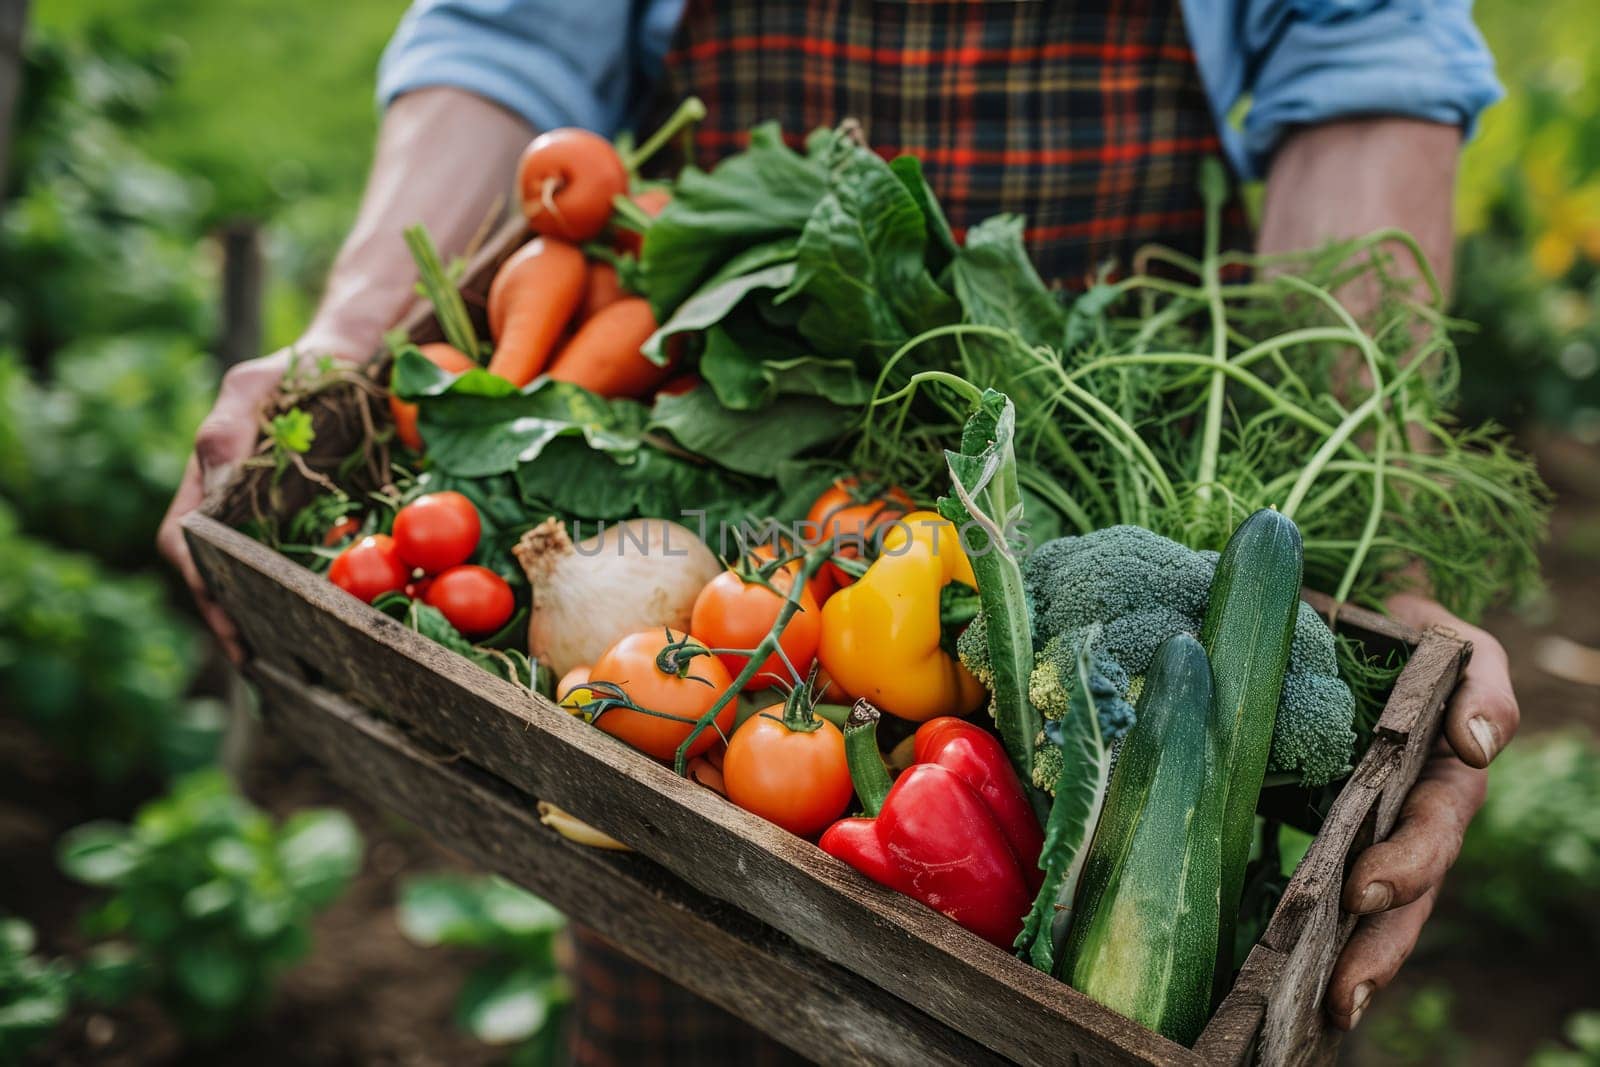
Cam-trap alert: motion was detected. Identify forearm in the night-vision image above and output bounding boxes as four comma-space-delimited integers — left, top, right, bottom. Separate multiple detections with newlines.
302, 86, 534, 358
1257, 118, 1462, 300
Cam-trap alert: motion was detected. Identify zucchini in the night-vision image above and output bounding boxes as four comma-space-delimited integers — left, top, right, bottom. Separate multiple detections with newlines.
1200, 508, 1304, 987
1062, 632, 1220, 1045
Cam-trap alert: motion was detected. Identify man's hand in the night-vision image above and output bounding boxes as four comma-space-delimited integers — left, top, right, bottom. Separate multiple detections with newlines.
157, 349, 297, 664
1324, 593, 1520, 1029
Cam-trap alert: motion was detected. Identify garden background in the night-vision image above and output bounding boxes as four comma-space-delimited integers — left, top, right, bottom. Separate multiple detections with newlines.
1, 0, 1596, 1063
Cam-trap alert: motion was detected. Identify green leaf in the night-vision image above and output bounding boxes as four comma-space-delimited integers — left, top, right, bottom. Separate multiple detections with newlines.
938, 390, 1040, 786
267, 408, 314, 454
172, 941, 249, 1010
457, 961, 566, 1045
950, 215, 1067, 351
889, 155, 958, 266
1015, 627, 1113, 974
278, 809, 363, 905
480, 878, 564, 938
74, 942, 149, 1007
784, 139, 957, 357
649, 386, 856, 478
699, 316, 871, 410
640, 124, 828, 316
397, 874, 493, 948
515, 436, 779, 533
397, 348, 648, 478
57, 823, 139, 886
643, 261, 797, 362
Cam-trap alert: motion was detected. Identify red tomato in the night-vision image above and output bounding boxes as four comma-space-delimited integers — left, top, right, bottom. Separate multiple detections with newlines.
328, 534, 408, 604
804, 478, 915, 590
393, 492, 481, 574
322, 516, 361, 547
424, 565, 515, 637
723, 709, 853, 837
589, 629, 734, 761
690, 566, 820, 689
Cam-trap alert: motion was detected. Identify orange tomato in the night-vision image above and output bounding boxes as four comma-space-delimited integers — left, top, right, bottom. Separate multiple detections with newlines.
589, 629, 734, 761
804, 478, 916, 591
723, 709, 854, 837
690, 565, 820, 689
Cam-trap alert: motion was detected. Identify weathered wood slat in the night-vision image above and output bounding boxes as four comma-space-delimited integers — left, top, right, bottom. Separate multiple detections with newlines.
249, 661, 1007, 1067
187, 514, 1201, 1067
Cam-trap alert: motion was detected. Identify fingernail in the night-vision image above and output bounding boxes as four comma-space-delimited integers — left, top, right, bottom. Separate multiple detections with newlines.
1350, 981, 1374, 1024
1357, 882, 1392, 914
1468, 715, 1500, 764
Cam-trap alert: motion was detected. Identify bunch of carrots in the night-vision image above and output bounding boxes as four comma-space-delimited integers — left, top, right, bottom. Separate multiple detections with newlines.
391, 102, 704, 452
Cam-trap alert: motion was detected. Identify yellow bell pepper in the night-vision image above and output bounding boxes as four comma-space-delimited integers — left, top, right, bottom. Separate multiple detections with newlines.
818, 510, 986, 722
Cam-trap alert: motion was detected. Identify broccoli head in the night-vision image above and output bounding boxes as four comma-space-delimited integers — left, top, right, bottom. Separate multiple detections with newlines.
959, 524, 1357, 793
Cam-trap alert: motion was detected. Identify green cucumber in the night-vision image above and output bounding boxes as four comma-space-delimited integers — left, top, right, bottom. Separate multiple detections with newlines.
1062, 632, 1221, 1045
1201, 508, 1304, 988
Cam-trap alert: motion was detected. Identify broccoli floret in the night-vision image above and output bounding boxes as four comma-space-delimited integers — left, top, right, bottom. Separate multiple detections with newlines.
960, 525, 1356, 793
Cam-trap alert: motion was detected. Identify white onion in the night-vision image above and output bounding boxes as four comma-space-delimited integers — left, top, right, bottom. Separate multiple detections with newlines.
513, 517, 721, 676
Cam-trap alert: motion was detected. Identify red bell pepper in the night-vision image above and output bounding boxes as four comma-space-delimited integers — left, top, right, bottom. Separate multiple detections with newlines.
818, 705, 1045, 948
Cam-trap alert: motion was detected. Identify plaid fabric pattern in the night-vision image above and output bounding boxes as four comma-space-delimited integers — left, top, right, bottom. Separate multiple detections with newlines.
648, 0, 1249, 289
567, 925, 811, 1066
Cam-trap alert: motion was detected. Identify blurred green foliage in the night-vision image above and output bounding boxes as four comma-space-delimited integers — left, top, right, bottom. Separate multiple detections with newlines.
0, 917, 72, 1063
397, 874, 570, 1061
56, 770, 363, 1038
0, 501, 223, 782
1451, 731, 1600, 948
1530, 1012, 1600, 1067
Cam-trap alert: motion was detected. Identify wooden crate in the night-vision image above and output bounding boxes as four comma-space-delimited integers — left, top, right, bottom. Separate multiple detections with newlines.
183, 221, 1471, 1066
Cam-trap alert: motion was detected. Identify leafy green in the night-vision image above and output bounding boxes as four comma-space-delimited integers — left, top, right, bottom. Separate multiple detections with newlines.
649, 386, 856, 477
57, 771, 362, 1038
398, 874, 569, 1050
1014, 627, 1115, 973
949, 215, 1068, 350
937, 389, 1040, 788
783, 136, 957, 357
0, 917, 73, 1063
644, 261, 797, 362
640, 124, 828, 316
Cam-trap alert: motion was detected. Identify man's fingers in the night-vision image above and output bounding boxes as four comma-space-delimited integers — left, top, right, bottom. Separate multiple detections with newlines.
1326, 890, 1436, 1030
1387, 593, 1521, 768
1342, 750, 1484, 914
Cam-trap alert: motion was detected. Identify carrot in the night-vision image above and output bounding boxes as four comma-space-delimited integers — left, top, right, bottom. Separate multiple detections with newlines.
583, 261, 627, 320
389, 342, 475, 452
517, 129, 629, 242
485, 237, 587, 387
613, 189, 672, 256
546, 298, 678, 399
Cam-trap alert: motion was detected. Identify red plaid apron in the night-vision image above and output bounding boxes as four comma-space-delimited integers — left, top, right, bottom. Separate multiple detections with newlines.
571, 2, 1243, 1063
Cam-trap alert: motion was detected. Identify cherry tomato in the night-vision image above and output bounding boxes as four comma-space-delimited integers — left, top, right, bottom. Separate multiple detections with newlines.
690, 565, 820, 689
805, 478, 915, 591
328, 534, 409, 604
723, 708, 853, 837
322, 516, 361, 547
393, 492, 481, 574
589, 629, 734, 761
424, 565, 514, 637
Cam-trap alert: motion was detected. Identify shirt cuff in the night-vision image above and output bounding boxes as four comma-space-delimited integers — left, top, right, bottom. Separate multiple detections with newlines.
1241, 0, 1503, 178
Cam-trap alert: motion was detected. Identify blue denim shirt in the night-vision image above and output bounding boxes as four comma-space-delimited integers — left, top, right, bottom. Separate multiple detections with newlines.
377, 0, 1501, 180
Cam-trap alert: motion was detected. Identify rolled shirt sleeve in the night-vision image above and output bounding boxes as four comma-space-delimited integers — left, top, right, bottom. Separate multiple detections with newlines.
376, 0, 654, 135
1185, 0, 1503, 179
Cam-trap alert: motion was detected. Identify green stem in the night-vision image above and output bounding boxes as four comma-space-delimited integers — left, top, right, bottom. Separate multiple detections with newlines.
625, 96, 708, 172
403, 225, 482, 360
842, 701, 892, 817
1194, 172, 1229, 502
673, 546, 831, 774
781, 684, 823, 734
1335, 425, 1387, 603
